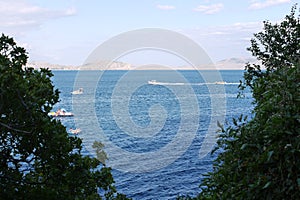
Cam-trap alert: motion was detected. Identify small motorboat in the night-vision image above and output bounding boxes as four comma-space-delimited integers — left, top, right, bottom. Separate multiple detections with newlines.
48, 108, 74, 117
148, 80, 159, 85
69, 128, 81, 134
71, 88, 83, 95
214, 81, 227, 85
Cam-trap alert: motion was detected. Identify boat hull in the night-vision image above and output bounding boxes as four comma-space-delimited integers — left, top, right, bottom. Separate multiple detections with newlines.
48, 112, 74, 117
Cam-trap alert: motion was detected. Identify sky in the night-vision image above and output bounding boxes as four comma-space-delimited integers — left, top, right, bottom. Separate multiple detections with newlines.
0, 0, 297, 66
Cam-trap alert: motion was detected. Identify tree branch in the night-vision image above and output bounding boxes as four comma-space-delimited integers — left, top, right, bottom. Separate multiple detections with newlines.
0, 121, 31, 134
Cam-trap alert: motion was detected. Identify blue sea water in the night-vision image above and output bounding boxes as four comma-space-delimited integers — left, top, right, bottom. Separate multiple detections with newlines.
51, 70, 253, 199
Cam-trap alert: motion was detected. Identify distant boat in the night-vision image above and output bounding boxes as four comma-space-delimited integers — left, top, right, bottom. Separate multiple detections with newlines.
69, 128, 81, 134
48, 108, 74, 117
148, 80, 159, 85
148, 80, 184, 85
214, 81, 227, 85
71, 88, 83, 95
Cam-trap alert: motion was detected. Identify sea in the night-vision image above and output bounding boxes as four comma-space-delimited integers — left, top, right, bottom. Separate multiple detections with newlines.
51, 70, 253, 199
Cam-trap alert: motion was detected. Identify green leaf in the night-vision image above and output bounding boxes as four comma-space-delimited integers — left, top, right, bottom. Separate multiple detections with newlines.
241, 144, 248, 150
267, 150, 274, 162
262, 181, 272, 189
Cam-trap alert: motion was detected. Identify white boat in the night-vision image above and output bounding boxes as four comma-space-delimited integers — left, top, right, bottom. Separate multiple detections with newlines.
214, 81, 227, 85
71, 88, 83, 95
148, 80, 159, 85
69, 128, 81, 134
48, 108, 74, 117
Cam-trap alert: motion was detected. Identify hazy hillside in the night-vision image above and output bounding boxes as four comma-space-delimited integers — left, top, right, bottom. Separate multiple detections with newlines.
26, 57, 260, 70
215, 57, 260, 70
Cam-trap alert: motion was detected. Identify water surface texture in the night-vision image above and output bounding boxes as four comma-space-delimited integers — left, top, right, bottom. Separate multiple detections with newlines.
52, 70, 252, 199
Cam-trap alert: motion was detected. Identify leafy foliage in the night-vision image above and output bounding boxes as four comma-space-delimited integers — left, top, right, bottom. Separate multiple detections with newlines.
195, 5, 300, 200
0, 34, 129, 200
93, 141, 108, 166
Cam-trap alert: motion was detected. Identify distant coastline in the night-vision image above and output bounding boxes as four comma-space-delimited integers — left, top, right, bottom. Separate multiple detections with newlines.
26, 57, 260, 71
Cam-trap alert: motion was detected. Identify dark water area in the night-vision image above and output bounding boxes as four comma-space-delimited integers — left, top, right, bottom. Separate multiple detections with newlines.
51, 70, 253, 199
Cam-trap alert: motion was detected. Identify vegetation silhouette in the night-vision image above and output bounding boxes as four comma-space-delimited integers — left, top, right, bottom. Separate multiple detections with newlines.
0, 34, 129, 200
179, 5, 300, 200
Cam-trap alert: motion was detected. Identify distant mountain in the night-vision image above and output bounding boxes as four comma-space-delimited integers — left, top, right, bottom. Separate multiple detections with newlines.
26, 62, 78, 70
80, 61, 132, 70
26, 61, 132, 70
215, 57, 260, 70
26, 57, 260, 70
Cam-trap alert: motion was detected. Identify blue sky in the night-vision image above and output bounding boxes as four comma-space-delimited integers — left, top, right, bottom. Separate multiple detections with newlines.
0, 0, 297, 66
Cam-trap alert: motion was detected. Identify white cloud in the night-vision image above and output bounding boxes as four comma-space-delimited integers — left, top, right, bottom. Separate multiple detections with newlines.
179, 22, 263, 61
15, 40, 31, 50
65, 7, 76, 16
157, 4, 176, 10
193, 3, 224, 14
249, 0, 291, 10
0, 0, 76, 31
187, 22, 263, 38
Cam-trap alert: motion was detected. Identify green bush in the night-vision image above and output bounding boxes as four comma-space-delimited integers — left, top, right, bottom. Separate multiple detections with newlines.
196, 5, 300, 200
0, 34, 129, 200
